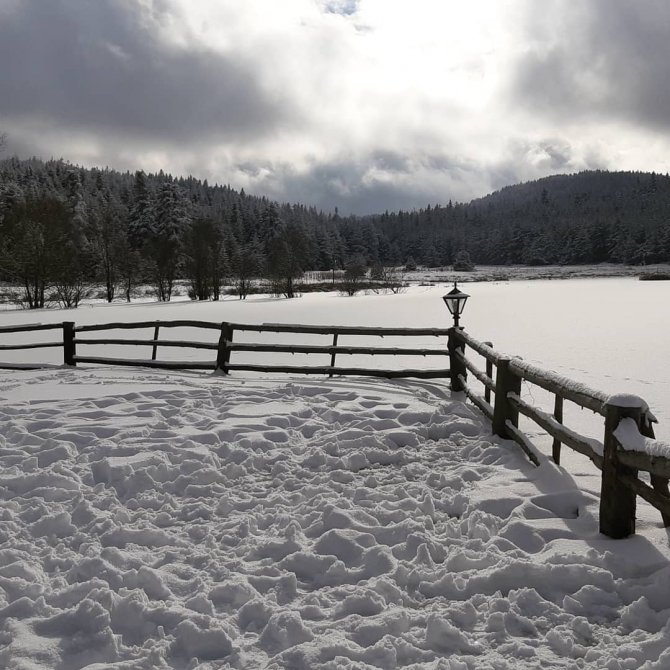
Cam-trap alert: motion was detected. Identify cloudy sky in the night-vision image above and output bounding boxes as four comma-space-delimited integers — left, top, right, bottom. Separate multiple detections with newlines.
1, 0, 669, 214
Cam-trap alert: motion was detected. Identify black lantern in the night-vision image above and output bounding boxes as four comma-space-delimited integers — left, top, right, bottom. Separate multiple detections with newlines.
442, 282, 469, 328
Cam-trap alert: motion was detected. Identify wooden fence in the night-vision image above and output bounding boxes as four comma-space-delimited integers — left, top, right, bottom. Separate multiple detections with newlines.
0, 319, 451, 379
2, 318, 668, 538
449, 327, 670, 539
0, 322, 65, 369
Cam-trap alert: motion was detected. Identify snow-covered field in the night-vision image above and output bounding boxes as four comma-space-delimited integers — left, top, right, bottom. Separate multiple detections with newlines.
2, 279, 670, 668
1, 276, 669, 438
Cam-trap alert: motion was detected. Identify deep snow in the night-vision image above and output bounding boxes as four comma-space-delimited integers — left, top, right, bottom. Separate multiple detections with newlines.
1, 368, 670, 669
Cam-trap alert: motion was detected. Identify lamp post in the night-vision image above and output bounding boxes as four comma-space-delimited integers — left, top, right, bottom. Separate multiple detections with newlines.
442, 282, 469, 328
445, 282, 470, 393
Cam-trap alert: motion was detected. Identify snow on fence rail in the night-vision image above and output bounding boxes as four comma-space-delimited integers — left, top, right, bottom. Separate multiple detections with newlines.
450, 327, 670, 538
3, 318, 669, 538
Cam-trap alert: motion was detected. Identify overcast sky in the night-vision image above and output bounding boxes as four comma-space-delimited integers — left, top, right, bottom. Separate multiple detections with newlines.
1, 0, 669, 214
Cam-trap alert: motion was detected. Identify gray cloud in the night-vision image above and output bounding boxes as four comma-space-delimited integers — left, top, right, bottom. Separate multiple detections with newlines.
235, 153, 499, 215
1, 0, 669, 215
233, 158, 428, 215
484, 138, 606, 195
512, 0, 670, 132
0, 0, 296, 145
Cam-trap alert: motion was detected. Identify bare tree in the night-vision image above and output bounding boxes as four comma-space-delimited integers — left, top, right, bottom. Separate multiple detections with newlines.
0, 196, 69, 309
370, 263, 406, 294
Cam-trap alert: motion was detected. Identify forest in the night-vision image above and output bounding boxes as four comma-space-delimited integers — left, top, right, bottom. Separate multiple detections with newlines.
1, 156, 670, 307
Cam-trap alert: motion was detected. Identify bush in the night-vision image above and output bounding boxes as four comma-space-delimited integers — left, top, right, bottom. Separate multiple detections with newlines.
452, 250, 475, 271
639, 271, 670, 281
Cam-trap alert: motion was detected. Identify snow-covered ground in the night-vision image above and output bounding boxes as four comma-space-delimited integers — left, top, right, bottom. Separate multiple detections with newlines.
1, 367, 670, 669
1, 277, 669, 438
2, 279, 670, 668
403, 263, 666, 285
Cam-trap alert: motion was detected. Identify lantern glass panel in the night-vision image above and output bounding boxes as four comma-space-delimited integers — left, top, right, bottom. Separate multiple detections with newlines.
444, 297, 458, 314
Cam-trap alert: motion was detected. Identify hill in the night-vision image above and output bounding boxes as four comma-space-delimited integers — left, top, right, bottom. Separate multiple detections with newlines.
367, 170, 670, 266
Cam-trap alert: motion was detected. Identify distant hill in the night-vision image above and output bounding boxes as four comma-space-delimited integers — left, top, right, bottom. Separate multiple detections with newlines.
365, 170, 670, 266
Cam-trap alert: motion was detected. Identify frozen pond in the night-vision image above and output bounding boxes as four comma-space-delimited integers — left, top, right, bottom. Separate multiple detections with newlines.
460, 277, 670, 442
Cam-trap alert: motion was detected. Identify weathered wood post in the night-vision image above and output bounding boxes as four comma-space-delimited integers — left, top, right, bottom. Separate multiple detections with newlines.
152, 323, 160, 361
216, 322, 234, 374
63, 321, 76, 366
484, 341, 493, 404
448, 327, 467, 392
599, 397, 641, 538
492, 357, 521, 438
329, 332, 339, 378
552, 395, 564, 464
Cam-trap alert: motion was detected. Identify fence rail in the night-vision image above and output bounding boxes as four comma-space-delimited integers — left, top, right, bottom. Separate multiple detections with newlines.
450, 327, 670, 538
0, 322, 65, 368
0, 319, 451, 379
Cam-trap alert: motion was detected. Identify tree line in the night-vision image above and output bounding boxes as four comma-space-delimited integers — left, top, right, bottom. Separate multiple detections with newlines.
0, 158, 352, 307
1, 157, 669, 308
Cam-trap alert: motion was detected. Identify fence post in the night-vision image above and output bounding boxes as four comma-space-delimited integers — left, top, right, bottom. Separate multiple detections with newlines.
448, 327, 467, 392
216, 322, 233, 373
63, 321, 76, 366
329, 332, 339, 378
599, 400, 640, 538
552, 395, 564, 464
484, 341, 493, 404
152, 323, 160, 361
492, 357, 521, 438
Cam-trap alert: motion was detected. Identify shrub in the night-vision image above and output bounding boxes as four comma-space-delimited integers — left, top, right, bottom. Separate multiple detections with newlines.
452, 250, 475, 271
639, 271, 670, 281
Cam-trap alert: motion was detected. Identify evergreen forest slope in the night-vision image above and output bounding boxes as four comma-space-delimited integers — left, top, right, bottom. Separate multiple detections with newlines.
1, 157, 669, 305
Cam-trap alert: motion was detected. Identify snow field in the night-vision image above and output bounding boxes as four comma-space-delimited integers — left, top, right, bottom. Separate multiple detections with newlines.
1, 278, 668, 441
1, 368, 670, 668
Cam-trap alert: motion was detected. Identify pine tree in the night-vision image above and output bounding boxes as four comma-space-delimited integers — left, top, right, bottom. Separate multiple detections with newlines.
266, 222, 308, 298
127, 171, 154, 248
151, 181, 191, 301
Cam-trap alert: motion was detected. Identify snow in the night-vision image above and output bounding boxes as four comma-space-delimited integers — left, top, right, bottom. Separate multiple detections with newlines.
0, 366, 669, 669
607, 394, 650, 411
614, 418, 670, 460
2, 278, 670, 667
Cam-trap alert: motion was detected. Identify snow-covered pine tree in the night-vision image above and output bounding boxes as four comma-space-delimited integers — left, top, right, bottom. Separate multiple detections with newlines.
127, 171, 155, 248
151, 181, 191, 301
